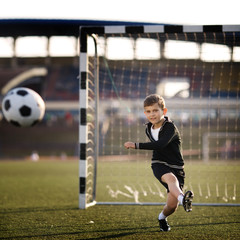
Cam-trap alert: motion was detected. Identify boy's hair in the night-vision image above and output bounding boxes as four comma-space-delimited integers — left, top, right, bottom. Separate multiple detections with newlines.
144, 94, 165, 110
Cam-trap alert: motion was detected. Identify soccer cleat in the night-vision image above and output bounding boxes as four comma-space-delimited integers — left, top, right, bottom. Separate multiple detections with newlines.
158, 219, 171, 232
183, 190, 194, 212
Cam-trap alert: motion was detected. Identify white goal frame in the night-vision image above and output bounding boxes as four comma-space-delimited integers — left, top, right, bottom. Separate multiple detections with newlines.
202, 132, 240, 162
79, 24, 240, 209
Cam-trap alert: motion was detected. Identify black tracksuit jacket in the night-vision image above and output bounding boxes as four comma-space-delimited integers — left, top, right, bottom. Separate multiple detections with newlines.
137, 116, 184, 169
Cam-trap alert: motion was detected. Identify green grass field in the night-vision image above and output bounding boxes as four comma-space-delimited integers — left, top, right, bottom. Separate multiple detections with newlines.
1, 160, 240, 239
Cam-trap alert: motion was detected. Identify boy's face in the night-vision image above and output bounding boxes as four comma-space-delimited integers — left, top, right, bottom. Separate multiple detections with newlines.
144, 103, 167, 127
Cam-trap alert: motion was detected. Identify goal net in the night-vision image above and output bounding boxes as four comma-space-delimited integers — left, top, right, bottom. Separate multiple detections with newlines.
79, 25, 240, 209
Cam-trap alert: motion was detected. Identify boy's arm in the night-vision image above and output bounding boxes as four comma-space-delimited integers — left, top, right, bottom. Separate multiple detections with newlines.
136, 123, 176, 150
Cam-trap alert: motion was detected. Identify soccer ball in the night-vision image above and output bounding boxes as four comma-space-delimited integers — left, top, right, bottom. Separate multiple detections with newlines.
1, 87, 45, 127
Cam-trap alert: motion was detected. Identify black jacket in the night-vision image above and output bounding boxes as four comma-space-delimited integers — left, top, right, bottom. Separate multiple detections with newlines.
137, 116, 184, 169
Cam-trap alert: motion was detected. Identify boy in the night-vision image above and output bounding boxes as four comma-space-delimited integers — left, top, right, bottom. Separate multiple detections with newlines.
124, 94, 193, 232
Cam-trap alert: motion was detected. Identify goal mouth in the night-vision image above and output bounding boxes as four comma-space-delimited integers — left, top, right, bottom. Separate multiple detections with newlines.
79, 25, 240, 209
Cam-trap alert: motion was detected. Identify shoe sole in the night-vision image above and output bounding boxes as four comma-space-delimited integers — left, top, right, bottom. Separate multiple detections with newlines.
183, 191, 194, 212
160, 228, 171, 232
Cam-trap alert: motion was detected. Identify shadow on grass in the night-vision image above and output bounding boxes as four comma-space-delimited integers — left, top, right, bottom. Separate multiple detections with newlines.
0, 230, 153, 240
1, 209, 240, 240
0, 225, 159, 239
2, 221, 240, 240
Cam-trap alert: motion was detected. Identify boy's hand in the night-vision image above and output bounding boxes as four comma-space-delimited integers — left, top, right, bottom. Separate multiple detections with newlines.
124, 142, 135, 149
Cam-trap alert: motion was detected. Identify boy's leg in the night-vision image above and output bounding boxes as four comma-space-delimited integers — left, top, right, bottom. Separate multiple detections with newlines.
161, 172, 183, 199
161, 172, 194, 212
162, 191, 179, 217
158, 192, 178, 232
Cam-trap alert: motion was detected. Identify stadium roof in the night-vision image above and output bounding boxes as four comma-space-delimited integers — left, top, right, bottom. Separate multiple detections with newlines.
0, 19, 159, 37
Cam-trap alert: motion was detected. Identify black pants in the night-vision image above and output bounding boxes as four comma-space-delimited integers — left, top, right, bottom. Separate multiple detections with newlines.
151, 163, 185, 193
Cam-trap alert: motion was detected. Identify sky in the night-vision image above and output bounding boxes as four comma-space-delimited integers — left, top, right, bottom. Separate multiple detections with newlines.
0, 0, 240, 25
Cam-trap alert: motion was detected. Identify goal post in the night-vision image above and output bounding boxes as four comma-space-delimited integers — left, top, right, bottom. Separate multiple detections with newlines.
202, 132, 240, 162
79, 25, 240, 209
79, 30, 100, 209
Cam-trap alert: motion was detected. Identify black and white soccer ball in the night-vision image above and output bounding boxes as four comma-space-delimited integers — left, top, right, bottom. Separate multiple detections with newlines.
1, 87, 45, 127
